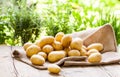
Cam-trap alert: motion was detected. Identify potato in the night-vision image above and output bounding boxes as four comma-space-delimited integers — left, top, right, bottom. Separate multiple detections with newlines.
70, 38, 83, 50
88, 53, 102, 63
87, 49, 99, 56
64, 47, 71, 56
82, 45, 87, 50
48, 64, 61, 74
61, 34, 72, 48
30, 54, 45, 65
80, 48, 87, 56
48, 51, 66, 63
52, 41, 63, 50
26, 45, 41, 57
38, 52, 47, 60
87, 43, 103, 51
23, 42, 33, 51
42, 45, 54, 54
68, 50, 80, 57
55, 32, 64, 42
36, 36, 54, 48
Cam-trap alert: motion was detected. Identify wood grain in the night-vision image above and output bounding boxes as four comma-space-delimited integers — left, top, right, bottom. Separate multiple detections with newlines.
0, 45, 17, 77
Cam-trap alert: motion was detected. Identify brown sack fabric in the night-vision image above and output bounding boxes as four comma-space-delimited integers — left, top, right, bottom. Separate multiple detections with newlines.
12, 24, 120, 70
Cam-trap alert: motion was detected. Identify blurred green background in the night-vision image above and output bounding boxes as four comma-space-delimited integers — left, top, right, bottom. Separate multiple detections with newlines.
0, 0, 120, 46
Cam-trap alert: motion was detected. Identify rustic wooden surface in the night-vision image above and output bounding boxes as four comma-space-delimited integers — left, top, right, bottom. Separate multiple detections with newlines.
0, 45, 120, 77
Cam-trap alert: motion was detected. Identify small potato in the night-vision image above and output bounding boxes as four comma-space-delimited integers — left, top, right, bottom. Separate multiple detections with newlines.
80, 48, 87, 56
61, 34, 72, 48
87, 49, 99, 56
70, 38, 83, 50
52, 41, 63, 50
48, 64, 61, 74
36, 36, 54, 48
23, 42, 33, 51
82, 45, 87, 50
26, 45, 41, 57
38, 52, 47, 60
55, 32, 64, 42
87, 43, 103, 51
42, 45, 54, 54
48, 51, 66, 63
30, 54, 45, 65
64, 47, 71, 56
88, 53, 102, 63
68, 50, 80, 57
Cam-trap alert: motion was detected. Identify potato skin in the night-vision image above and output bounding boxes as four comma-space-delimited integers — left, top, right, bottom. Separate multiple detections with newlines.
61, 34, 72, 48
52, 41, 63, 50
87, 43, 103, 51
88, 53, 102, 63
26, 45, 41, 57
80, 48, 87, 56
48, 51, 66, 63
70, 38, 83, 50
37, 52, 47, 60
87, 49, 99, 56
42, 45, 53, 54
48, 64, 61, 74
68, 50, 80, 57
23, 42, 33, 51
30, 54, 45, 65
36, 36, 54, 48
55, 32, 64, 42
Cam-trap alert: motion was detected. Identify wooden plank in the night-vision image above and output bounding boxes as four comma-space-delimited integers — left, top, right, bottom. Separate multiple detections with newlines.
12, 46, 64, 77
0, 45, 17, 77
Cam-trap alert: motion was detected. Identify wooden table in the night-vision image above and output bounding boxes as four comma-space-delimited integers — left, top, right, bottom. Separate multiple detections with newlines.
1, 45, 120, 77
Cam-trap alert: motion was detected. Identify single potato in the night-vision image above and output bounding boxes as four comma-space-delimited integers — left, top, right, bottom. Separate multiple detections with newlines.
30, 54, 45, 65
88, 53, 102, 63
36, 36, 54, 48
70, 38, 83, 50
68, 50, 80, 57
52, 41, 63, 50
55, 32, 64, 42
80, 48, 87, 56
82, 45, 87, 50
87, 49, 99, 56
48, 64, 61, 74
42, 45, 54, 54
23, 42, 33, 51
48, 51, 66, 63
38, 52, 47, 60
26, 45, 41, 57
61, 34, 72, 48
87, 43, 103, 51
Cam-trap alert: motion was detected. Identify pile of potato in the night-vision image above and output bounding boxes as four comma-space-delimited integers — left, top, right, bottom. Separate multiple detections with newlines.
23, 32, 103, 74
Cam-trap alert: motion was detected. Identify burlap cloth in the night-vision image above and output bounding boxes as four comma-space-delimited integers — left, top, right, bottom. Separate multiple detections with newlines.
12, 24, 120, 70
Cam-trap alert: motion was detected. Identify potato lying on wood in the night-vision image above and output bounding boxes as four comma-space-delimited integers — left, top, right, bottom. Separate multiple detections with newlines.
88, 53, 102, 63
87, 43, 103, 51
47, 64, 61, 74
42, 45, 53, 54
26, 45, 41, 57
30, 54, 45, 65
70, 38, 83, 50
36, 36, 54, 48
80, 48, 87, 56
48, 51, 66, 63
55, 32, 64, 42
61, 34, 72, 48
68, 50, 80, 57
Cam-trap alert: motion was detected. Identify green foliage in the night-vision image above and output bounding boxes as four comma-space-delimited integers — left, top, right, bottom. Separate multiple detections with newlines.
8, 0, 41, 45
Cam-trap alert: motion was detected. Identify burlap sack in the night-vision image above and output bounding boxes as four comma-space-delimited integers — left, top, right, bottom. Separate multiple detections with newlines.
12, 24, 120, 70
